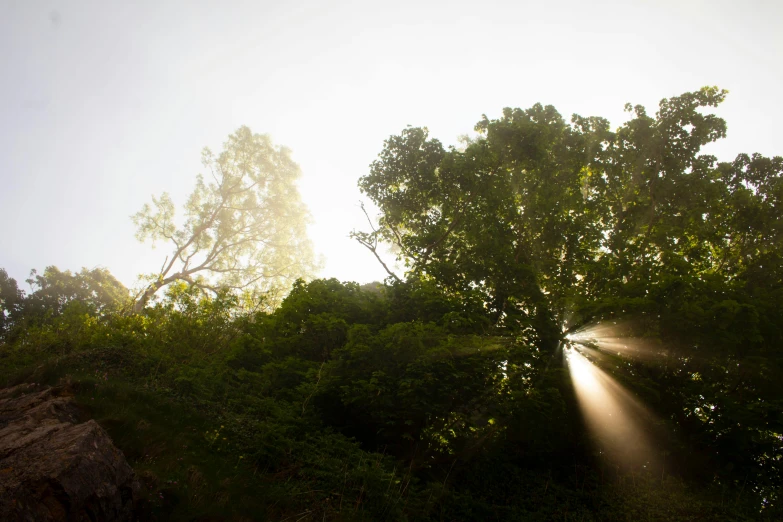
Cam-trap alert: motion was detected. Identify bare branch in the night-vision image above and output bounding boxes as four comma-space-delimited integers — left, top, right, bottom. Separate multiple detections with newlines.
359, 202, 379, 236
353, 233, 401, 282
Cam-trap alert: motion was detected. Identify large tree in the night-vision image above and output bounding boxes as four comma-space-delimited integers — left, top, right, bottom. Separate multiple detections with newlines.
356, 86, 783, 506
133, 127, 317, 312
357, 87, 781, 341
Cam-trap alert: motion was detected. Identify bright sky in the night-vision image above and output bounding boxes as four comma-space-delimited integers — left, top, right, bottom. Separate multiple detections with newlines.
1, 0, 781, 292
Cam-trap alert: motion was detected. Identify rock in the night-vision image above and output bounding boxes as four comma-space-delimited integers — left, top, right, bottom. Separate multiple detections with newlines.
0, 384, 139, 521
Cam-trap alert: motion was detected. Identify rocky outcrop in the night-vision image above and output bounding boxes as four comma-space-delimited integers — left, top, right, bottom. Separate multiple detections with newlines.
0, 383, 139, 521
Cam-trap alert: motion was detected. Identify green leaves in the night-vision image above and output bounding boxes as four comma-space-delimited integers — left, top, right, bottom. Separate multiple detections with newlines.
320, 320, 511, 459
357, 88, 782, 341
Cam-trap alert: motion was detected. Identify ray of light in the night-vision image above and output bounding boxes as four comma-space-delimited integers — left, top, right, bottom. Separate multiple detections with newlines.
566, 321, 669, 363
565, 345, 658, 470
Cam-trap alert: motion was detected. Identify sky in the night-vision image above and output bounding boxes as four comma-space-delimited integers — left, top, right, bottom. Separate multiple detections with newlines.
1, 0, 782, 292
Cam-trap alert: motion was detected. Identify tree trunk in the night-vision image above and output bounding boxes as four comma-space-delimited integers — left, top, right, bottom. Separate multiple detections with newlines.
133, 280, 164, 314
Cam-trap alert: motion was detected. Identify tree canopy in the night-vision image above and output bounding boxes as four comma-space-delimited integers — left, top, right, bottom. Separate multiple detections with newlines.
358, 87, 782, 337
133, 126, 318, 311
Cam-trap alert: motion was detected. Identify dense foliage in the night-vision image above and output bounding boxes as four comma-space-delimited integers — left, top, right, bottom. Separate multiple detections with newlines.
356, 86, 782, 510
1, 88, 781, 520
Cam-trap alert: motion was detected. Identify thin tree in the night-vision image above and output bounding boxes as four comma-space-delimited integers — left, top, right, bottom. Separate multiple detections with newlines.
132, 127, 317, 312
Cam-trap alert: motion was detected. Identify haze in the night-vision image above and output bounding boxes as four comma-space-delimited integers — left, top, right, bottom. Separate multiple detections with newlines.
2, 0, 781, 289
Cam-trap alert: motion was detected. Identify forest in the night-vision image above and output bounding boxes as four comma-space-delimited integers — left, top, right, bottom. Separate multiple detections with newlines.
1, 87, 781, 521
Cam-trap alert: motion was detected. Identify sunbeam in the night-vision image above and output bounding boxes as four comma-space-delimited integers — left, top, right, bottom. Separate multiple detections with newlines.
565, 344, 659, 470
567, 320, 669, 363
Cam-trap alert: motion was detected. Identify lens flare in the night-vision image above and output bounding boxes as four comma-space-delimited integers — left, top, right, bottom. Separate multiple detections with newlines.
565, 345, 657, 469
